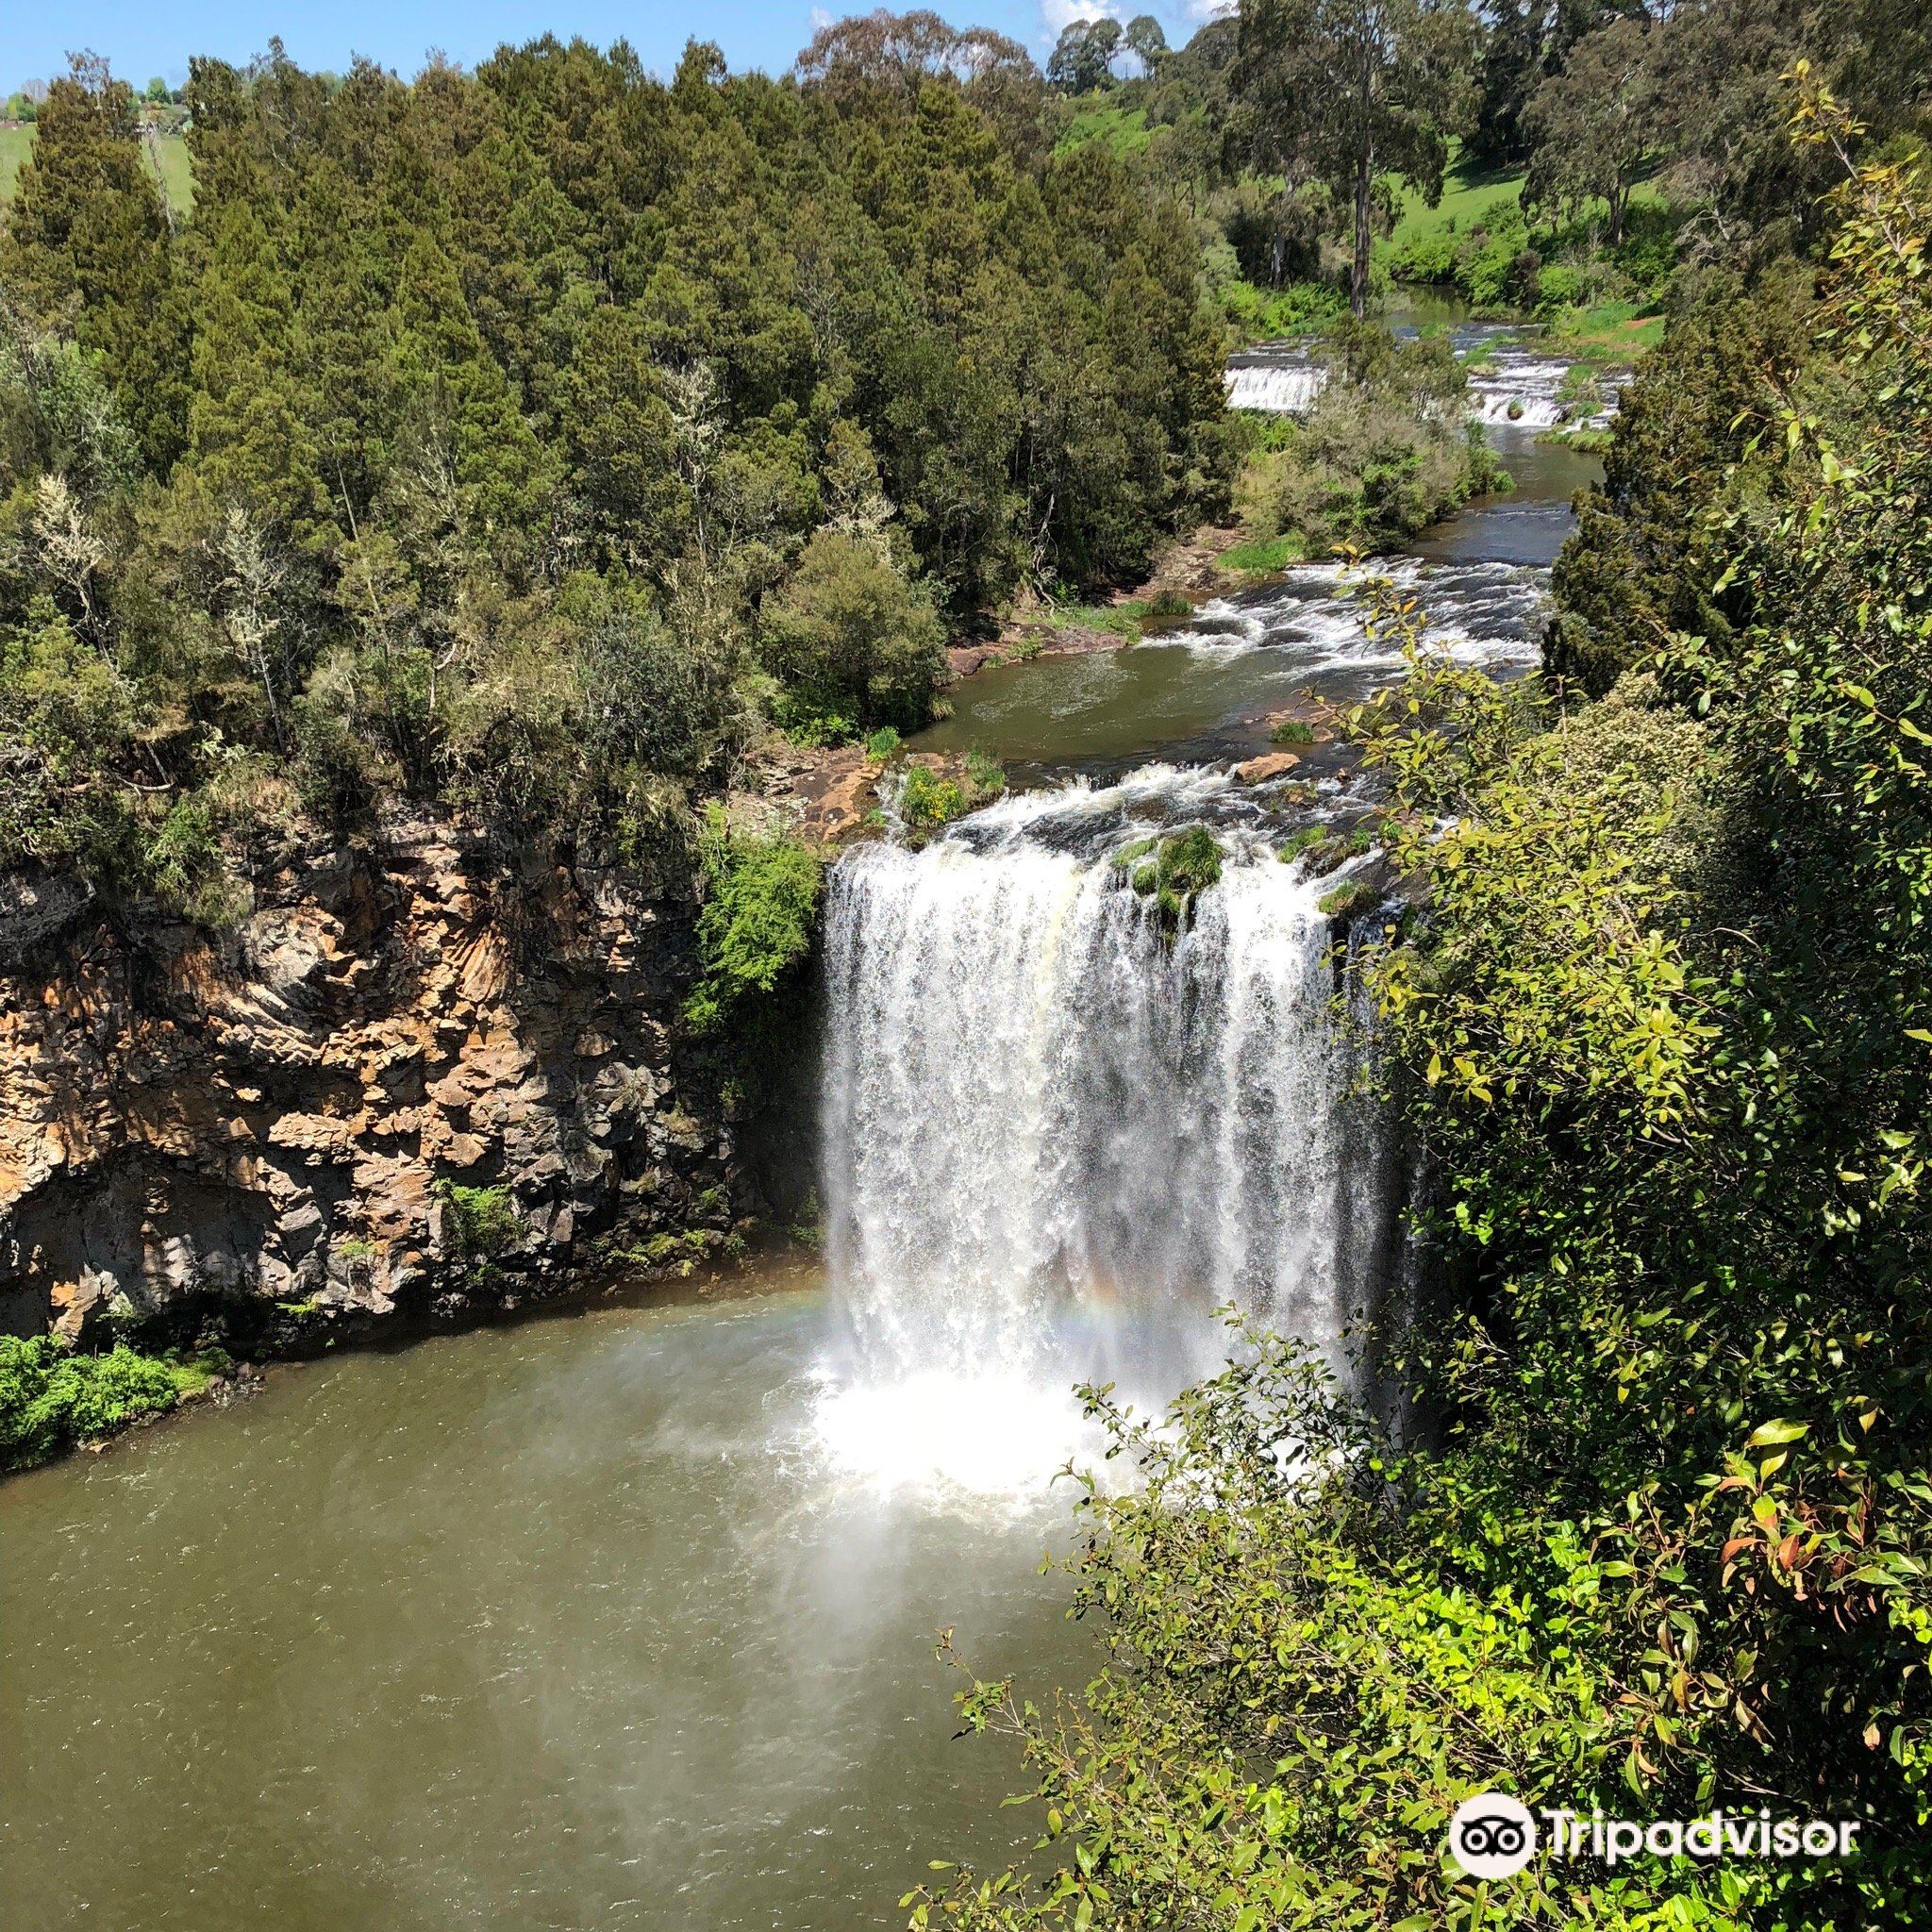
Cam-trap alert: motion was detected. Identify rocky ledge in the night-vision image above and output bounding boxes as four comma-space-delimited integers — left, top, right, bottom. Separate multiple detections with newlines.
0, 810, 741, 1351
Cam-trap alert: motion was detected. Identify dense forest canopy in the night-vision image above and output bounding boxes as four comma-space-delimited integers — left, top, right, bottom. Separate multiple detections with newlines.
0, 33, 1230, 920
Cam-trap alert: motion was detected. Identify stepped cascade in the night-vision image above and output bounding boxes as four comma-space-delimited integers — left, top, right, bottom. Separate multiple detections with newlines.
1224, 339, 1616, 429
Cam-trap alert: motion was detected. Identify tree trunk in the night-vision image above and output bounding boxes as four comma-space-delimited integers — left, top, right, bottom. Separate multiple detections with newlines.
1609, 177, 1627, 247
1351, 145, 1373, 321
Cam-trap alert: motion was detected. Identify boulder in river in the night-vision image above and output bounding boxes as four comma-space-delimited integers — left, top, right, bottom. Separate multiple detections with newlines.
1234, 751, 1303, 784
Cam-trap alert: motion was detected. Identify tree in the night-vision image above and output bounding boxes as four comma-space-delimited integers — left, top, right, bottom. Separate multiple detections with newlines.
793, 8, 1034, 105
0, 28, 1233, 908
1047, 18, 1124, 94
1236, 0, 1474, 318
0, 54, 186, 466
1123, 15, 1169, 76
1467, 0, 1554, 167
1522, 14, 1663, 244
758, 528, 945, 734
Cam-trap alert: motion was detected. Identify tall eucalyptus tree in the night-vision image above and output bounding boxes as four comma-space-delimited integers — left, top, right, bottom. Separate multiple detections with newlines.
1236, 0, 1474, 317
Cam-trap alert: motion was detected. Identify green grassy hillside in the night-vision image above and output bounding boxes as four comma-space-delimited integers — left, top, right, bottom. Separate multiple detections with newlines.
1387, 139, 1670, 252
0, 125, 31, 204
1388, 144, 1528, 248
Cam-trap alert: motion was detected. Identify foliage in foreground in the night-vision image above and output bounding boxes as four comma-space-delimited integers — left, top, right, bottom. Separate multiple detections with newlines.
912, 1327, 1821, 1931
920, 94, 1932, 1932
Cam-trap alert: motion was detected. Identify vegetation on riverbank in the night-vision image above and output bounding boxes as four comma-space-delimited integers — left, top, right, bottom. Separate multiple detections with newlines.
0, 1334, 231, 1471
683, 808, 824, 1039
1231, 325, 1511, 562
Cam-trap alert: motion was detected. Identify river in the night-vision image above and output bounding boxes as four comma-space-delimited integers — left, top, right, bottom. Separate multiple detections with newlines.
0, 1276, 1088, 1930
0, 308, 1601, 1931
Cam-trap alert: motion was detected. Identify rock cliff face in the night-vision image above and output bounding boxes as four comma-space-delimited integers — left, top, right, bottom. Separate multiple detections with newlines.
0, 811, 741, 1347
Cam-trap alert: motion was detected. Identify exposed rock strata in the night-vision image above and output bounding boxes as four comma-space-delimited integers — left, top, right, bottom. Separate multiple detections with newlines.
0, 811, 740, 1346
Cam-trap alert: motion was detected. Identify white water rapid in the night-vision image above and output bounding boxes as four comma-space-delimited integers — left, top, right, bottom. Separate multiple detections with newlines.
1224, 361, 1327, 413
813, 771, 1405, 1494
1225, 332, 1621, 429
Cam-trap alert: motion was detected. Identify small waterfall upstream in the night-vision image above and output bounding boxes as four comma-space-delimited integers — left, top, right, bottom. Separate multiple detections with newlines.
812, 772, 1405, 1491
1225, 334, 1621, 429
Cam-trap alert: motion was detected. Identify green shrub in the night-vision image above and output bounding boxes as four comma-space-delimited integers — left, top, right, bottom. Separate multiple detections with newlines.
964, 748, 1006, 799
760, 529, 948, 734
863, 725, 902, 761
899, 764, 968, 831
1214, 275, 1347, 340
683, 807, 824, 1035
1534, 261, 1585, 312
0, 1336, 179, 1471
1216, 531, 1306, 574
1317, 877, 1381, 922
774, 707, 860, 749
1270, 717, 1316, 745
439, 1182, 521, 1259
1388, 222, 1459, 284
788, 1191, 826, 1254
1128, 827, 1224, 933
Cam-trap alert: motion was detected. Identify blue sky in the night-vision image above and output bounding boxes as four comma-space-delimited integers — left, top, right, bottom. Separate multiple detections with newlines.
3, 1, 1226, 94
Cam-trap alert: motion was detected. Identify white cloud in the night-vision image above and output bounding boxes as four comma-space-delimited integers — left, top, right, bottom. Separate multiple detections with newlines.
1039, 0, 1127, 40
1041, 0, 1117, 30
1037, 1, 1232, 48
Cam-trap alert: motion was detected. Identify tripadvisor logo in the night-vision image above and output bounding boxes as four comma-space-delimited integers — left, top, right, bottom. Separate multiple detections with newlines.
1447, 1791, 1864, 1879
1449, 1793, 1538, 1878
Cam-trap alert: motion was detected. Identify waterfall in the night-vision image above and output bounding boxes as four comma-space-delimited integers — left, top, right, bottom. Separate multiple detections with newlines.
812, 774, 1404, 1489
1226, 342, 1619, 428
1224, 361, 1327, 413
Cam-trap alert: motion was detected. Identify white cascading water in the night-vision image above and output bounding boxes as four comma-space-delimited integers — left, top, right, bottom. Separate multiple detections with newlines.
1226, 343, 1616, 428
1224, 362, 1328, 413
811, 773, 1404, 1494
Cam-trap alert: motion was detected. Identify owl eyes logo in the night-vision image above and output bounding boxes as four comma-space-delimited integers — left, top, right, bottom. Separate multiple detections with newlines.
1449, 1792, 1539, 1879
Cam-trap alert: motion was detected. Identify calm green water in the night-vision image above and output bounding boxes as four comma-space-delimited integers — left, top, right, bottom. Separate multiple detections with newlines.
0, 1276, 1090, 1931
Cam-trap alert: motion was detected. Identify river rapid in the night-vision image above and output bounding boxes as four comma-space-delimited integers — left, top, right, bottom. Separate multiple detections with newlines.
0, 302, 1601, 1930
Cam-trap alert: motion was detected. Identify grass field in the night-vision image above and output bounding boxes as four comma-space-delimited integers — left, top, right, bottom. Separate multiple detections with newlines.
0, 125, 31, 204
1387, 139, 1671, 251
1388, 144, 1530, 249
1547, 298, 1666, 360
1054, 100, 1153, 158
0, 124, 192, 211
